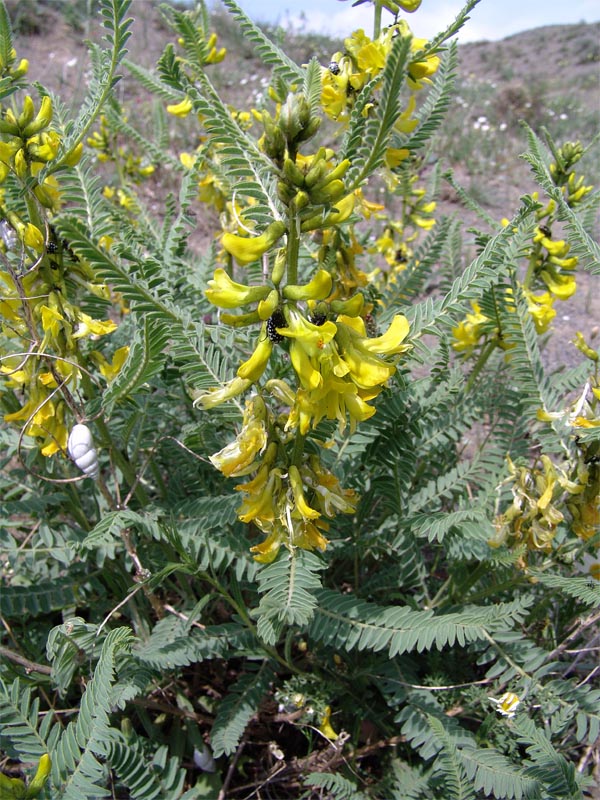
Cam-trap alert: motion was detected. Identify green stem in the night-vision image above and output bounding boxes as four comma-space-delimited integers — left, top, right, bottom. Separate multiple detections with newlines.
464, 339, 496, 393
286, 205, 300, 286
216, 574, 295, 672
523, 247, 540, 291
373, 0, 383, 39
290, 431, 306, 468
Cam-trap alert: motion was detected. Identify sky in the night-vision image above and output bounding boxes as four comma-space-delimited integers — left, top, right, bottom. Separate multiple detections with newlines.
231, 0, 600, 43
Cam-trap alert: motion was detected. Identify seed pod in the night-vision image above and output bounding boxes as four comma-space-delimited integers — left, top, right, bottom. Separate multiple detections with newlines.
67, 424, 99, 479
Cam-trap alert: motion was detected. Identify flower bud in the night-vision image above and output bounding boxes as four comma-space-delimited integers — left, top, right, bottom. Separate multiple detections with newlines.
289, 465, 320, 519
22, 95, 53, 137
25, 753, 52, 797
278, 94, 311, 144
331, 293, 364, 316
237, 325, 273, 381
193, 376, 252, 409
17, 95, 35, 129
271, 248, 287, 286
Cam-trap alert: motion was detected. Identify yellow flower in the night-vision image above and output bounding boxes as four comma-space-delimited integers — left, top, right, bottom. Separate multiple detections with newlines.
289, 465, 320, 519
237, 464, 282, 525
193, 376, 252, 409
452, 302, 488, 354
360, 314, 410, 355
319, 706, 338, 740
237, 325, 273, 382
305, 456, 358, 517
489, 692, 520, 718
40, 304, 66, 342
209, 397, 268, 477
90, 346, 130, 380
283, 269, 332, 302
250, 529, 283, 563
167, 97, 193, 117
385, 147, 410, 168
179, 152, 196, 169
533, 228, 569, 257
205, 33, 227, 64
205, 268, 271, 309
27, 130, 61, 162
222, 221, 286, 266
293, 518, 329, 553
524, 290, 555, 334
21, 222, 44, 252
335, 315, 409, 390
407, 37, 440, 90
72, 312, 118, 339
540, 270, 576, 300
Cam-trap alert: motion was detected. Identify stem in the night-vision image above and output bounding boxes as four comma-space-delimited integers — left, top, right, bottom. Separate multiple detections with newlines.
94, 413, 149, 506
215, 574, 295, 672
465, 340, 496, 393
0, 645, 52, 675
523, 247, 540, 291
286, 205, 300, 285
290, 431, 306, 468
373, 0, 383, 39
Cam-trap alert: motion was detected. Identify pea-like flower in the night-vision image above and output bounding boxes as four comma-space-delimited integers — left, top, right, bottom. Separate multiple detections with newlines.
275, 307, 410, 432
205, 268, 271, 309
222, 220, 286, 266
209, 396, 268, 477
489, 692, 520, 718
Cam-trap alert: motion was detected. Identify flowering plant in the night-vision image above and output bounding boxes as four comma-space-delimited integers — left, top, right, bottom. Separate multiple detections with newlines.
0, 0, 598, 797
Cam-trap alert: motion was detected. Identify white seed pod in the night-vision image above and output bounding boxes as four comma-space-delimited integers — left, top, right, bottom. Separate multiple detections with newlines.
67, 423, 99, 479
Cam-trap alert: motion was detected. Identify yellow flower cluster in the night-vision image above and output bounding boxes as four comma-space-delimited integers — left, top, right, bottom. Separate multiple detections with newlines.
191, 18, 422, 561
0, 90, 127, 457
267, 308, 411, 434
538, 371, 600, 546
453, 141, 593, 358
492, 455, 565, 554
494, 372, 600, 572
367, 175, 436, 291
199, 266, 410, 433
321, 22, 439, 122
87, 113, 155, 183
206, 396, 357, 562
451, 301, 490, 356
531, 224, 577, 300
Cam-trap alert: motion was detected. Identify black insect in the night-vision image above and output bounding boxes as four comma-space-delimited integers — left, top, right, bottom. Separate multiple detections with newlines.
309, 311, 327, 326
47, 241, 58, 253
328, 61, 340, 75
267, 309, 286, 343
395, 246, 408, 265
538, 224, 552, 238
